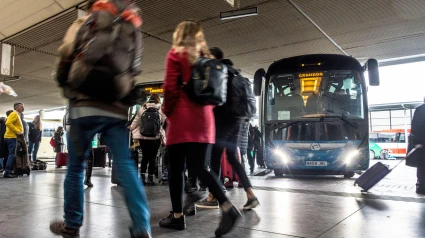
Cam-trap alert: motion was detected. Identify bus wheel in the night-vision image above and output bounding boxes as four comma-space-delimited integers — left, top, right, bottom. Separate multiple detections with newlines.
344, 171, 355, 178
369, 150, 375, 160
274, 170, 284, 177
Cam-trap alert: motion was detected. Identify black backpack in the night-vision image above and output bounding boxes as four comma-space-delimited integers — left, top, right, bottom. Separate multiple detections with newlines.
224, 67, 256, 119
139, 107, 161, 137
180, 57, 228, 106
57, 0, 143, 104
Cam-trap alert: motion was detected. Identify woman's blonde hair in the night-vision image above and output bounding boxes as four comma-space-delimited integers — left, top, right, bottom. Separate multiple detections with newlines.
33, 115, 42, 130
172, 20, 211, 65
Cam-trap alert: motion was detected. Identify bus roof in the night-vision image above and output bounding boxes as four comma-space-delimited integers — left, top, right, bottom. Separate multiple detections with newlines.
266, 54, 363, 77
372, 129, 411, 133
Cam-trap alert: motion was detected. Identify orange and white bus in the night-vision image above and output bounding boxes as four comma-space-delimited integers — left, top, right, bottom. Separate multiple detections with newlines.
369, 129, 410, 158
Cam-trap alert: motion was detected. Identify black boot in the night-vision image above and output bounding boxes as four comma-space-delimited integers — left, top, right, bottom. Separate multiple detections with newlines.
84, 177, 93, 187
183, 192, 202, 216
215, 204, 242, 237
159, 212, 186, 230
147, 175, 155, 186
141, 174, 146, 185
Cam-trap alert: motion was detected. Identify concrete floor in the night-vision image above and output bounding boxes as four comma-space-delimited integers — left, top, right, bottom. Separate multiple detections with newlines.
0, 160, 424, 238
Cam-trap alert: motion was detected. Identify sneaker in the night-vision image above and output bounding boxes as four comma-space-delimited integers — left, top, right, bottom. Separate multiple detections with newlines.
215, 204, 242, 237
159, 212, 186, 230
50, 220, 80, 238
129, 227, 152, 238
243, 197, 260, 210
183, 192, 202, 216
3, 173, 17, 178
195, 196, 219, 209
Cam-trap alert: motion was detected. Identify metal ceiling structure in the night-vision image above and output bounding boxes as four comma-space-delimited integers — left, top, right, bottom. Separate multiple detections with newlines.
0, 0, 425, 113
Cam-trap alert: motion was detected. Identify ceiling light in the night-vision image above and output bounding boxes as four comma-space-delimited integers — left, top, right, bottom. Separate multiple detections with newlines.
220, 7, 258, 20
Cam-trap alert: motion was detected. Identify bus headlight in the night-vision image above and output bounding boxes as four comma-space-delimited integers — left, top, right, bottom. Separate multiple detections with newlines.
273, 149, 289, 163
345, 150, 359, 164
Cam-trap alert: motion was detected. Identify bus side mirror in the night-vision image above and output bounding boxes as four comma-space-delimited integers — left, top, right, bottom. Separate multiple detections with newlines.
365, 59, 380, 86
254, 68, 265, 96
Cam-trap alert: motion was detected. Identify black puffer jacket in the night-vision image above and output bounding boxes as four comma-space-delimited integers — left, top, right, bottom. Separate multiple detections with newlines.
238, 121, 249, 154
0, 118, 8, 159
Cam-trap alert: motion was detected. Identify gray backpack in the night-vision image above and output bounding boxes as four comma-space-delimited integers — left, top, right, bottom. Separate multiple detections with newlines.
66, 0, 143, 103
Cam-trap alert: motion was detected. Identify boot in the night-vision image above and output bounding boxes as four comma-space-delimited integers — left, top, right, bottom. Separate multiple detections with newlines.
141, 174, 147, 185
147, 175, 155, 186
84, 177, 93, 187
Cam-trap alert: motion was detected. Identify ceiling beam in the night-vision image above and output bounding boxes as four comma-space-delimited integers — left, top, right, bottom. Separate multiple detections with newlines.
288, 0, 348, 56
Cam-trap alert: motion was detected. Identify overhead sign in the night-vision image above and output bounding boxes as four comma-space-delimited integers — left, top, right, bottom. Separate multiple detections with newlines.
145, 87, 163, 94
1, 44, 11, 76
298, 72, 323, 78
225, 0, 234, 7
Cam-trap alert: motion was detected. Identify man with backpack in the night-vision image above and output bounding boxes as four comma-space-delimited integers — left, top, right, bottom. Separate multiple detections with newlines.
195, 47, 260, 210
49, 1, 151, 238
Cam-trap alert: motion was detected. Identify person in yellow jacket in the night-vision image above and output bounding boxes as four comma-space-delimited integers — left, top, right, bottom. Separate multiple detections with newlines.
4, 102, 24, 178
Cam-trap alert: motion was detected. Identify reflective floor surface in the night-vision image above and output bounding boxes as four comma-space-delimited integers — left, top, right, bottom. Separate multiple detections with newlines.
0, 160, 424, 238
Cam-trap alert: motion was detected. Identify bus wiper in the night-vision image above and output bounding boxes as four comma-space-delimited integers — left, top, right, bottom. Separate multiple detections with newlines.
302, 114, 359, 129
273, 121, 305, 129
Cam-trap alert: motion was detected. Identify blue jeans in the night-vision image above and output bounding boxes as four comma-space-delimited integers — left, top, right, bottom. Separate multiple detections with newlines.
4, 138, 17, 174
64, 116, 151, 234
28, 141, 40, 162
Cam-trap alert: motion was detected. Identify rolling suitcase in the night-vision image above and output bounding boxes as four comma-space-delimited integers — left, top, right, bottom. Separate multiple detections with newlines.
57, 152, 68, 167
354, 159, 405, 192
221, 148, 240, 188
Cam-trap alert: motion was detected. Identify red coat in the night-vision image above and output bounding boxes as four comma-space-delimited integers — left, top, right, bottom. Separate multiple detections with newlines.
162, 49, 215, 146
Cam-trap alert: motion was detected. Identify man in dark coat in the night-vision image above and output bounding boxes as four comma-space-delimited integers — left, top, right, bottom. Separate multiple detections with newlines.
412, 97, 425, 194
0, 117, 7, 171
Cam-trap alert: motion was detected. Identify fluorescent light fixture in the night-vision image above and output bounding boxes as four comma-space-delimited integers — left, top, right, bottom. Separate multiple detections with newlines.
220, 7, 258, 20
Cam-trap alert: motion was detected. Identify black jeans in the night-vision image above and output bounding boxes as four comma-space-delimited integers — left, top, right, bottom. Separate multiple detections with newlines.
140, 139, 161, 176
247, 146, 254, 171
167, 143, 228, 213
211, 122, 252, 191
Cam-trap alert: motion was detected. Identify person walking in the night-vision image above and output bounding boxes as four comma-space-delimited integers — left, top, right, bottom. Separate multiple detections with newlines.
411, 97, 425, 194
49, 1, 150, 237
158, 20, 241, 237
54, 126, 65, 168
130, 94, 165, 185
28, 115, 43, 162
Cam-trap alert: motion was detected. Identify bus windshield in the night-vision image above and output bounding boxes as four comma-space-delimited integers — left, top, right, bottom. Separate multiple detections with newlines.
266, 70, 364, 122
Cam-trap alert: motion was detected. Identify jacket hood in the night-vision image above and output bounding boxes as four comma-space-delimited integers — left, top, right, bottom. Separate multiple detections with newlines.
145, 103, 161, 109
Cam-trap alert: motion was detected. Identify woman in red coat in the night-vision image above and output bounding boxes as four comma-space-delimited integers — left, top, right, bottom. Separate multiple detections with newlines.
159, 20, 241, 237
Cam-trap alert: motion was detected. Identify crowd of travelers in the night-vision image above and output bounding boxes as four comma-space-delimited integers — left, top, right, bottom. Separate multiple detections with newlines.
0, 1, 423, 238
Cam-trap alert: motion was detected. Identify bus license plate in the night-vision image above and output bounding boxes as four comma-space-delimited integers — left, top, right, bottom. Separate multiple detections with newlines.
306, 161, 328, 166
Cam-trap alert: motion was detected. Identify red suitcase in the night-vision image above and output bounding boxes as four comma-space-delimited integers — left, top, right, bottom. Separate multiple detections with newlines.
221, 148, 240, 188
57, 152, 68, 167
